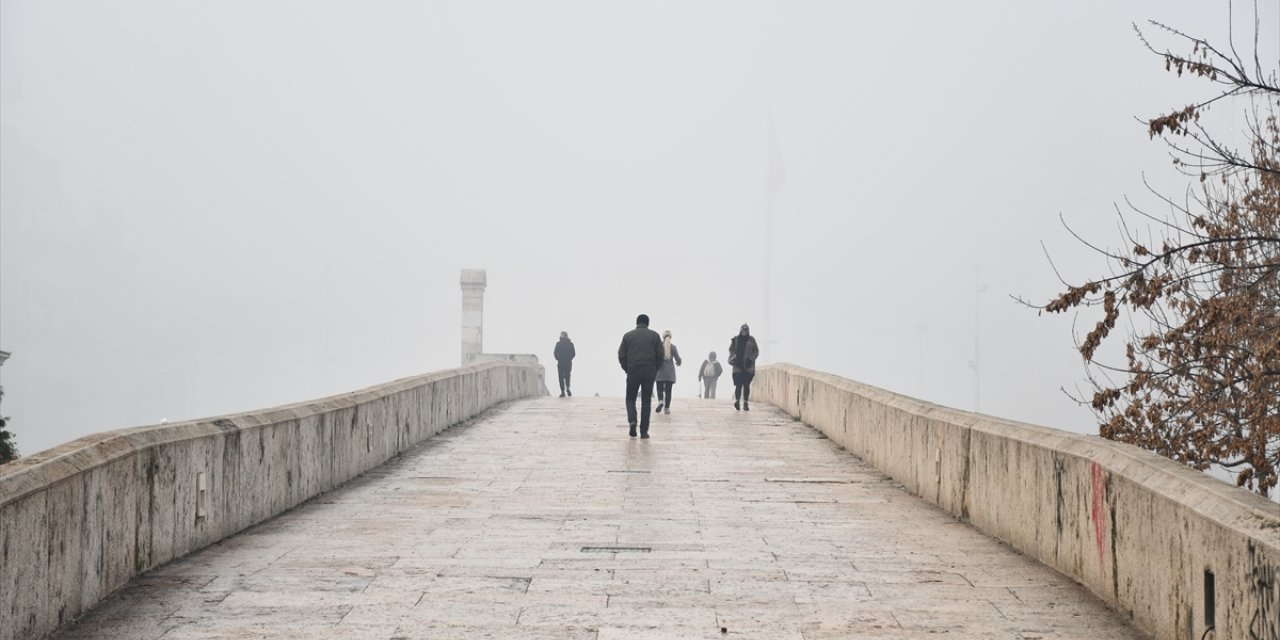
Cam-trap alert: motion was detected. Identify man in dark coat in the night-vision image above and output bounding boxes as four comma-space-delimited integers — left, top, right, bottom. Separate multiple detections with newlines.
553, 331, 575, 397
617, 313, 664, 438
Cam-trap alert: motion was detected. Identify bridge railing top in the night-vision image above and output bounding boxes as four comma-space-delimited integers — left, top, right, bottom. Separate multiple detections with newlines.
761, 362, 1280, 540
0, 360, 542, 507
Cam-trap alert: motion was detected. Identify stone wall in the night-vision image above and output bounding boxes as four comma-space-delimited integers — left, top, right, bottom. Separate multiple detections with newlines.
0, 362, 547, 640
755, 363, 1279, 640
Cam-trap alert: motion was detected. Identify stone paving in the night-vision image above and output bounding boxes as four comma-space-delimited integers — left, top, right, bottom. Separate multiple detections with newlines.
50, 397, 1147, 640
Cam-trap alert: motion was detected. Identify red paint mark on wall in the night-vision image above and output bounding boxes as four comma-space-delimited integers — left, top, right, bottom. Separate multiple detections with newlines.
1090, 462, 1107, 566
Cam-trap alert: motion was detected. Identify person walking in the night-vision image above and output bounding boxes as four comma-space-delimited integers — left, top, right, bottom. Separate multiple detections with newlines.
729, 323, 760, 411
654, 330, 682, 414
618, 314, 664, 438
553, 331, 575, 398
698, 351, 723, 399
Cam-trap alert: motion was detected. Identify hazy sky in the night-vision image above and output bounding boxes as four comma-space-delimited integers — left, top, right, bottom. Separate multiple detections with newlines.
2, 1, 1276, 455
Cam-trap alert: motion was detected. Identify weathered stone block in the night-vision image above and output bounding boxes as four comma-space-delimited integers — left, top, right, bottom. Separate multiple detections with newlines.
2, 493, 48, 640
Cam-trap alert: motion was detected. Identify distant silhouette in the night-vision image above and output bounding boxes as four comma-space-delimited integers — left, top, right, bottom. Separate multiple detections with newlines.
618, 314, 664, 438
553, 331, 575, 397
654, 330, 682, 414
729, 324, 759, 411
698, 351, 723, 399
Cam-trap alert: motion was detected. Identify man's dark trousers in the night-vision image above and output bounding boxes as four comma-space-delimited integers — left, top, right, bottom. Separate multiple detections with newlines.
557, 363, 572, 394
625, 369, 657, 435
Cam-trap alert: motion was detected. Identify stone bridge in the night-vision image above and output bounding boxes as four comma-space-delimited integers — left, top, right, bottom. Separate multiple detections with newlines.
1, 361, 1277, 640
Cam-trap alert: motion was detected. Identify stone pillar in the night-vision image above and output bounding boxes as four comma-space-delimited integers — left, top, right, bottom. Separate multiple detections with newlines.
460, 269, 486, 365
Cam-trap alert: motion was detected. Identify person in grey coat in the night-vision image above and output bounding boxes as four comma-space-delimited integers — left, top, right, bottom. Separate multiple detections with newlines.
618, 314, 664, 438
654, 330, 682, 414
697, 351, 724, 399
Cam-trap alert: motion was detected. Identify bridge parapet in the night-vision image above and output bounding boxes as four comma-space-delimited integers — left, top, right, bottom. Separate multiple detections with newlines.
0, 361, 546, 640
755, 363, 1279, 640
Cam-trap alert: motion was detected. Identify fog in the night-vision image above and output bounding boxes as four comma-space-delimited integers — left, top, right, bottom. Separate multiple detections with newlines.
2, 1, 1276, 456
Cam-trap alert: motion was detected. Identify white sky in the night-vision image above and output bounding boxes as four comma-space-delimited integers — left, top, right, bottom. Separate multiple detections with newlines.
2, 1, 1276, 455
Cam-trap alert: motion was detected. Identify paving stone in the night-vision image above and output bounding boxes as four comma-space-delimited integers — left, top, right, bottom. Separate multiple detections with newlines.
599, 628, 804, 640
49, 398, 1146, 639
389, 626, 597, 640
516, 603, 716, 628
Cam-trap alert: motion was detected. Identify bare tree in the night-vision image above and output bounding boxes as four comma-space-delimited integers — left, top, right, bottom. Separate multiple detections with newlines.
1039, 8, 1279, 496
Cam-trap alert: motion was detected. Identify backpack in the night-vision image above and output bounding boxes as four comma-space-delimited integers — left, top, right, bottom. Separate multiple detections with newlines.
702, 361, 717, 378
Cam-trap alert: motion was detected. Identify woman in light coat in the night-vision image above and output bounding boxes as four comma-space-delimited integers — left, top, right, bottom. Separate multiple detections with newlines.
698, 352, 724, 399
654, 330, 682, 414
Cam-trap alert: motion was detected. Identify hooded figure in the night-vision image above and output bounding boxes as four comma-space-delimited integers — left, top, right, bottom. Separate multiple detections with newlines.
728, 324, 759, 410
554, 331, 575, 397
698, 351, 724, 399
654, 330, 682, 414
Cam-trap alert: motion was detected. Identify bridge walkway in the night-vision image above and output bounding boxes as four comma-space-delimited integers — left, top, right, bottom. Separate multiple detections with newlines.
50, 397, 1145, 640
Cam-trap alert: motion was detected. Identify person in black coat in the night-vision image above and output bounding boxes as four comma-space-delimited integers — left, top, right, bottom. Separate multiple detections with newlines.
729, 323, 760, 411
617, 314, 664, 438
553, 331, 575, 397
